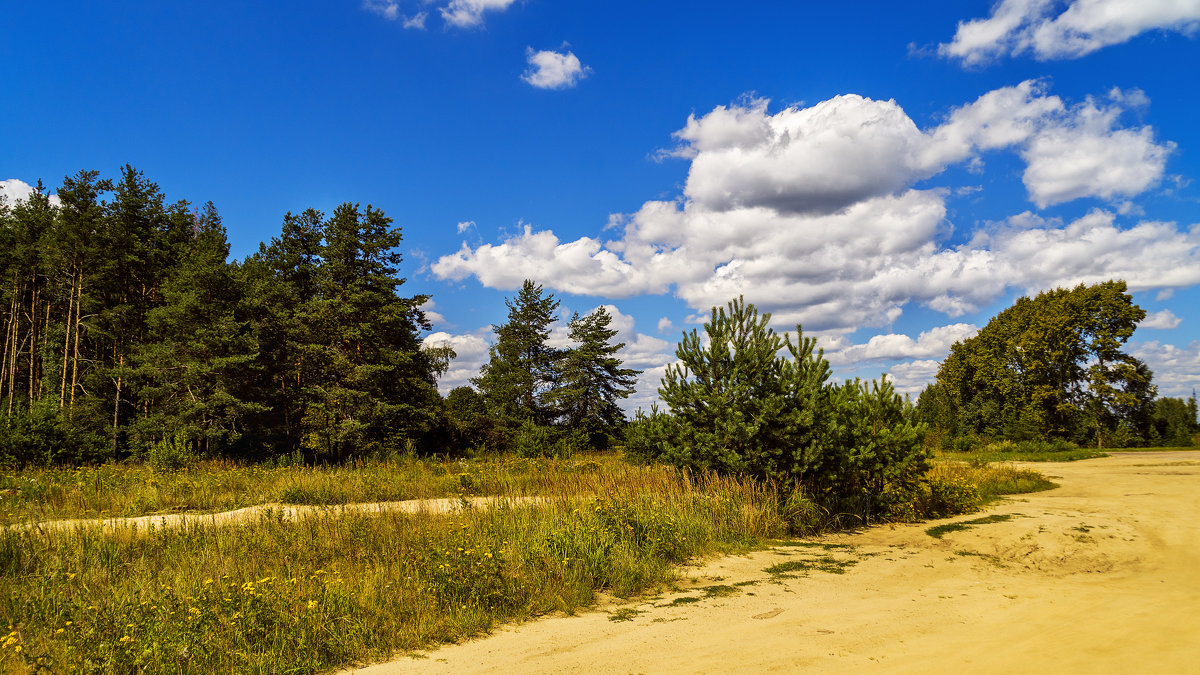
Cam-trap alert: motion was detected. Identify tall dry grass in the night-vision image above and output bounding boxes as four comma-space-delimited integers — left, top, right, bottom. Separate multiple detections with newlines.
0, 464, 784, 673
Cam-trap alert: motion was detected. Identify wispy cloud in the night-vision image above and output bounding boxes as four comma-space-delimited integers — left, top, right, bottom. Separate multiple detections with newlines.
363, 0, 517, 30
362, 0, 400, 21
939, 0, 1200, 66
441, 0, 518, 29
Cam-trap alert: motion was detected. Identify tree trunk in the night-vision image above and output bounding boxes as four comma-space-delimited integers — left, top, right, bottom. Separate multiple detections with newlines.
0, 284, 15, 410
59, 267, 75, 408
69, 274, 83, 416
5, 277, 19, 416
28, 281, 38, 405
112, 353, 124, 459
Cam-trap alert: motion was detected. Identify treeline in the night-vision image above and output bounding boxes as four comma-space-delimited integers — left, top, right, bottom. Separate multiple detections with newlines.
0, 168, 648, 467
916, 281, 1198, 449
0, 167, 455, 465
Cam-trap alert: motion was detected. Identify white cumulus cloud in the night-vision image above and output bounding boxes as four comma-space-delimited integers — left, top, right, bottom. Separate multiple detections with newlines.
1130, 340, 1200, 398
883, 360, 943, 396
521, 48, 591, 90
441, 0, 518, 28
823, 324, 979, 366
1141, 309, 1183, 329
940, 0, 1200, 65
422, 330, 492, 394
433, 83, 1193, 336
0, 179, 61, 208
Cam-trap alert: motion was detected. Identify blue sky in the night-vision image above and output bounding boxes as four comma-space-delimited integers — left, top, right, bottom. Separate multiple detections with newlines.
4, 0, 1200, 409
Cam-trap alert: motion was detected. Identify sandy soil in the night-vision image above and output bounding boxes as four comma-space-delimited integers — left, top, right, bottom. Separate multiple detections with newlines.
348, 451, 1200, 675
12, 496, 544, 533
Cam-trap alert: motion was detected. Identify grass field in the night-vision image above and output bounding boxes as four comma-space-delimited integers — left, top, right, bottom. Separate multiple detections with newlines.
934, 445, 1195, 464
0, 455, 638, 528
1, 454, 1057, 673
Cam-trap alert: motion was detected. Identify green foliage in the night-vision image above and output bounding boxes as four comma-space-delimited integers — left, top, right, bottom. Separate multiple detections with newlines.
147, 434, 198, 473
881, 473, 982, 522
931, 280, 1153, 445
0, 168, 447, 465
475, 280, 562, 431
629, 297, 928, 521
546, 306, 640, 449
1149, 396, 1199, 447
443, 386, 497, 452
0, 404, 106, 467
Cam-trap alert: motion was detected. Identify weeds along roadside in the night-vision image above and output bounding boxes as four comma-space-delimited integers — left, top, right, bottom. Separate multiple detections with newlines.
0, 458, 1050, 673
0, 469, 781, 673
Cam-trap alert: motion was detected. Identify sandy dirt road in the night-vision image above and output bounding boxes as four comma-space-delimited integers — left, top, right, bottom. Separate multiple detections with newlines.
10, 496, 544, 534
350, 451, 1200, 674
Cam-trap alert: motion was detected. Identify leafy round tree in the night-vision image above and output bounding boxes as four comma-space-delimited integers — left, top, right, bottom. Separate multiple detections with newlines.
932, 280, 1152, 443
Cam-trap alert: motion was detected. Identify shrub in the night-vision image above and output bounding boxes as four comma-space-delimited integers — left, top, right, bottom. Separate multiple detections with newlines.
147, 434, 198, 473
627, 297, 928, 522
0, 403, 107, 467
880, 474, 982, 522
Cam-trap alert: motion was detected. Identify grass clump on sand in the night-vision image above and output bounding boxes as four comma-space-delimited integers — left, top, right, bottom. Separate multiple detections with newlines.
764, 555, 859, 577
926, 514, 1014, 539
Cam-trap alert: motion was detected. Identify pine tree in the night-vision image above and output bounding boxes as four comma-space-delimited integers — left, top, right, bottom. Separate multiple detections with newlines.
134, 202, 262, 456
547, 306, 640, 448
475, 280, 561, 428
242, 208, 326, 454
289, 203, 440, 460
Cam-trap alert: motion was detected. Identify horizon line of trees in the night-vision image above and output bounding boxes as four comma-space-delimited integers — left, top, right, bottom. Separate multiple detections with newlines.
3, 169, 1195, 468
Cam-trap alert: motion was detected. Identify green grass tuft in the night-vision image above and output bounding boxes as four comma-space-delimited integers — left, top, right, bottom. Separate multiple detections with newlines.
926, 514, 1013, 539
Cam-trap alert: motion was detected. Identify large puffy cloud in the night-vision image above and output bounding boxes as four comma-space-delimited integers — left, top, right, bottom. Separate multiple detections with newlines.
940, 0, 1200, 65
434, 83, 1190, 334
1020, 96, 1173, 207
971, 210, 1200, 294
676, 96, 932, 214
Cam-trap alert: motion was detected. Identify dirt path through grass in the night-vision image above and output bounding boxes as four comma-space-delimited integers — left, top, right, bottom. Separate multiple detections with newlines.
349, 451, 1200, 674
9, 496, 544, 533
